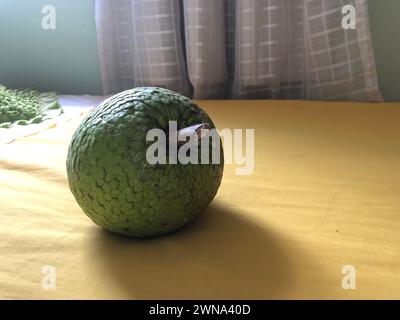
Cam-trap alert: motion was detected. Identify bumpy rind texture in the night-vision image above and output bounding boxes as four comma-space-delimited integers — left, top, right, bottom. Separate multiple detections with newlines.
66, 87, 224, 237
0, 84, 61, 128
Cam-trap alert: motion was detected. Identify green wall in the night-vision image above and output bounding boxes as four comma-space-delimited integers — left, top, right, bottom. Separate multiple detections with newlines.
0, 0, 102, 95
0, 0, 399, 100
368, 0, 400, 102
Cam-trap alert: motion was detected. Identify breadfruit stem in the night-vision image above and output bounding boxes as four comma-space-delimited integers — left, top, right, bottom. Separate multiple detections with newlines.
177, 123, 211, 147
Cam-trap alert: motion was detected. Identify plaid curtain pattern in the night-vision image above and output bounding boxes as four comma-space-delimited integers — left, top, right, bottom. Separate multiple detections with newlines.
95, 0, 382, 101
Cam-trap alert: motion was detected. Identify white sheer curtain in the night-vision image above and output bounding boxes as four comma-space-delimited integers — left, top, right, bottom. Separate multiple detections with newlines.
95, 0, 382, 101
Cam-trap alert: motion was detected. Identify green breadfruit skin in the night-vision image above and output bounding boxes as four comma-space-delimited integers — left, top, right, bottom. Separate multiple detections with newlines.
66, 87, 224, 237
0, 84, 62, 128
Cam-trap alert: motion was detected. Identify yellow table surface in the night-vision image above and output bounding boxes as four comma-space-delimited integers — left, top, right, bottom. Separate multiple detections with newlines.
1, 100, 400, 299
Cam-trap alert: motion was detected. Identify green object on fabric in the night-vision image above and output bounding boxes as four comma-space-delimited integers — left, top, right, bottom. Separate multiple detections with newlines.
0, 84, 62, 128
66, 87, 224, 238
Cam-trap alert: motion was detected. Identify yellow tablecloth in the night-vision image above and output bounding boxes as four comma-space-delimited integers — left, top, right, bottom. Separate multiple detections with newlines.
1, 100, 400, 299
